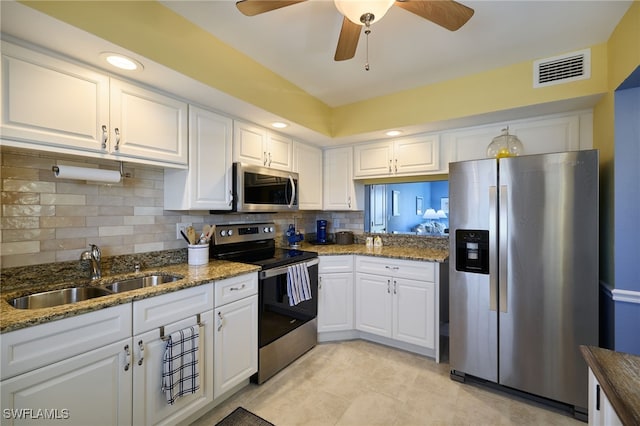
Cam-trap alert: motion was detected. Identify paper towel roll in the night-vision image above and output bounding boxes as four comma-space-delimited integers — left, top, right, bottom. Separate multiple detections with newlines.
53, 165, 121, 183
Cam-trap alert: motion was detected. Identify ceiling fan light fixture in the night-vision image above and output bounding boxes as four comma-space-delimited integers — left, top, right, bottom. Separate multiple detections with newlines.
334, 0, 395, 26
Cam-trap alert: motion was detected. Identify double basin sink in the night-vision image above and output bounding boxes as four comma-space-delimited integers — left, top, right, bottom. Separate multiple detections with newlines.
9, 274, 182, 310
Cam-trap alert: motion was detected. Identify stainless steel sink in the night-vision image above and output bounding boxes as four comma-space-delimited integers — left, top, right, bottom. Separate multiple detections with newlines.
9, 287, 113, 310
102, 274, 182, 293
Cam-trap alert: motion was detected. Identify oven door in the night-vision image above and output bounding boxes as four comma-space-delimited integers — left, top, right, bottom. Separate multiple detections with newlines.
235, 163, 298, 212
257, 259, 318, 348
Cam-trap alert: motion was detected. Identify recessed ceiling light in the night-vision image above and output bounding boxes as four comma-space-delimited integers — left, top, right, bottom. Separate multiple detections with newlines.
271, 122, 288, 129
386, 130, 403, 137
100, 52, 143, 71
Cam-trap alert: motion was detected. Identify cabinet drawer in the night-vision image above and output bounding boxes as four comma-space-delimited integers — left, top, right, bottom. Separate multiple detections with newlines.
319, 255, 354, 273
133, 284, 213, 335
1, 304, 131, 380
356, 256, 435, 282
215, 273, 258, 308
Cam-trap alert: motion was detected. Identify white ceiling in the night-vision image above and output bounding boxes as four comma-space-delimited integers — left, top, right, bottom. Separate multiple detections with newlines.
161, 0, 632, 107
0, 1, 633, 146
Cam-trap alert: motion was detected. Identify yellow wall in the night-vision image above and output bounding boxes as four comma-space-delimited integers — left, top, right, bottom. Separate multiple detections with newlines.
594, 0, 640, 286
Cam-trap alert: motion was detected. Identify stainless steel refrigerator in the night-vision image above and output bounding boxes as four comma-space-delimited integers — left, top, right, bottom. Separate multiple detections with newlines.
448, 150, 598, 416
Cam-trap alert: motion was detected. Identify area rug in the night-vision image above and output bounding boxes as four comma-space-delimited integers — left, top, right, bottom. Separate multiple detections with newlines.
215, 407, 274, 426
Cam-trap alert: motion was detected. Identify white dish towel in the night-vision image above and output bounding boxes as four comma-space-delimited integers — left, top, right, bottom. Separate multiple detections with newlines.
161, 325, 200, 405
287, 263, 312, 306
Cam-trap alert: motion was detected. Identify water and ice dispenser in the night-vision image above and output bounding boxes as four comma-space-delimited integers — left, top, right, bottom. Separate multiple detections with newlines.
455, 230, 490, 274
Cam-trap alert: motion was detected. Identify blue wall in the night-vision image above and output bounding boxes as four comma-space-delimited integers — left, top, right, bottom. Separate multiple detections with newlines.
612, 70, 640, 355
385, 181, 449, 233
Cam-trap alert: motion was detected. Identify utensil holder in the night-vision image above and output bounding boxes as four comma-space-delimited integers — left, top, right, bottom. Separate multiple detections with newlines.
188, 244, 209, 266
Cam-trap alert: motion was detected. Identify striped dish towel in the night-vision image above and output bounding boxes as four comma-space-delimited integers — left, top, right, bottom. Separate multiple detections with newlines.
286, 263, 312, 306
161, 325, 200, 405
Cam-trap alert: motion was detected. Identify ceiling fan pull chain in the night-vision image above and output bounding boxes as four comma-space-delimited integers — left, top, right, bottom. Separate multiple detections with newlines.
364, 27, 370, 71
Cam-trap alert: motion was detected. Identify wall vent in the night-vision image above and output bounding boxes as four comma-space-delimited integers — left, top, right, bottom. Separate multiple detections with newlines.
533, 49, 590, 88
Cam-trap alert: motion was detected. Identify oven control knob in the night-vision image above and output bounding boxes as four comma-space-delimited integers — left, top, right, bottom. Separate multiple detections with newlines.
269, 227, 274, 233
263, 227, 269, 233
220, 230, 227, 237
228, 230, 234, 236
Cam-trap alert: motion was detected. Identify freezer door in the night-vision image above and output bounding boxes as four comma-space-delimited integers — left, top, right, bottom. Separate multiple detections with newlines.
498, 150, 598, 409
449, 158, 498, 382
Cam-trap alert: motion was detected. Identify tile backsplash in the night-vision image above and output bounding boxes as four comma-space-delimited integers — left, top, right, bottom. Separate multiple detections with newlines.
1, 147, 364, 269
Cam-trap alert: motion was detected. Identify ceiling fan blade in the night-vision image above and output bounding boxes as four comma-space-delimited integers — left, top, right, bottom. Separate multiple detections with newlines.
334, 17, 362, 61
395, 0, 474, 31
236, 0, 307, 17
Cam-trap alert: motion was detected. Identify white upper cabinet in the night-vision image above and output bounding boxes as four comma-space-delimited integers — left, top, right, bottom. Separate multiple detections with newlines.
1, 41, 109, 152
354, 134, 440, 178
293, 141, 323, 210
444, 112, 592, 163
323, 146, 363, 211
233, 120, 292, 171
1, 41, 188, 168
109, 79, 188, 165
164, 106, 233, 210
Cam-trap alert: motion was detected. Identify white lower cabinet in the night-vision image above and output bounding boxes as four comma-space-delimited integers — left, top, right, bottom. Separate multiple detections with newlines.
355, 256, 436, 350
318, 256, 354, 332
131, 284, 214, 426
0, 285, 218, 426
588, 368, 622, 426
213, 274, 258, 398
0, 305, 132, 426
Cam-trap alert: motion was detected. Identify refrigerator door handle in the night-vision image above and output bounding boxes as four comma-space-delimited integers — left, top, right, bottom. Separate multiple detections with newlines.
489, 186, 498, 312
499, 184, 508, 313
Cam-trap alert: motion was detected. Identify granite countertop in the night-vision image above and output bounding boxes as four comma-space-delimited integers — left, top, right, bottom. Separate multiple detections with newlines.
0, 260, 260, 334
301, 242, 449, 263
580, 345, 640, 425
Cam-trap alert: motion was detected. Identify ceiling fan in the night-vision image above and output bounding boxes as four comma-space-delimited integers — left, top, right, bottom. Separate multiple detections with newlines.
235, 0, 474, 63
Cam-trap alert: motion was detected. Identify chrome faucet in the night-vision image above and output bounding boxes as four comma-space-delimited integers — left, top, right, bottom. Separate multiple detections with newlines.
80, 244, 102, 280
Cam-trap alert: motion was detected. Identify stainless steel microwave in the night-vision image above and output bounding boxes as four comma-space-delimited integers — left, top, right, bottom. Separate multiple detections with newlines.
233, 163, 298, 212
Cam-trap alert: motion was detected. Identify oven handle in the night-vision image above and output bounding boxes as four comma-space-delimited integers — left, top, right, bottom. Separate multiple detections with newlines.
259, 258, 319, 280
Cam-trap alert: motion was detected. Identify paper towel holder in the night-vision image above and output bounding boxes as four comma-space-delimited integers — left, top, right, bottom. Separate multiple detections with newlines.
51, 161, 131, 181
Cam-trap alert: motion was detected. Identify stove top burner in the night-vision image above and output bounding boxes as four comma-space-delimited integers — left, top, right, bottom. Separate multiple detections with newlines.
248, 248, 318, 269
209, 222, 317, 270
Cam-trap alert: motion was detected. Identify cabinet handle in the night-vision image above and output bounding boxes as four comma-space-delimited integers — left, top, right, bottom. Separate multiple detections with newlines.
101, 125, 108, 149
229, 284, 246, 291
388, 160, 392, 173
385, 266, 399, 271
268, 152, 272, 167
124, 344, 131, 371
393, 280, 397, 295
263, 152, 268, 166
319, 276, 322, 290
596, 384, 600, 411
394, 158, 398, 173
217, 311, 224, 332
114, 128, 121, 151
348, 196, 352, 209
387, 279, 391, 294
137, 339, 144, 366
228, 190, 233, 206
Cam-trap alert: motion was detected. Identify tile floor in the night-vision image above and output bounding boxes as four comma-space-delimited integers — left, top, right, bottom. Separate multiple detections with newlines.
191, 340, 582, 426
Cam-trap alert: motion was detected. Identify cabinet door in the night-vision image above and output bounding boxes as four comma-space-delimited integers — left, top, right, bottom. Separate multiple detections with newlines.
588, 369, 623, 426
1, 338, 132, 426
324, 146, 361, 210
133, 311, 214, 426
164, 106, 233, 210
1, 41, 109, 152
394, 135, 439, 175
233, 121, 267, 166
353, 141, 393, 177
318, 272, 354, 332
393, 277, 435, 349
214, 295, 258, 398
267, 132, 293, 171
110, 79, 188, 165
293, 141, 323, 210
355, 273, 392, 338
